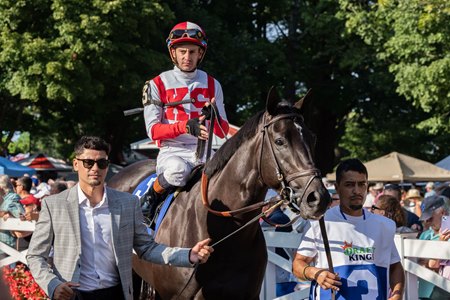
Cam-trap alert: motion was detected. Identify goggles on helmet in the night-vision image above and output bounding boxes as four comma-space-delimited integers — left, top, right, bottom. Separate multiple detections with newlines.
169, 29, 206, 42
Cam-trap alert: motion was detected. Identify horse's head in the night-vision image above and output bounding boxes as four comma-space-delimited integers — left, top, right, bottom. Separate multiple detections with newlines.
260, 87, 330, 219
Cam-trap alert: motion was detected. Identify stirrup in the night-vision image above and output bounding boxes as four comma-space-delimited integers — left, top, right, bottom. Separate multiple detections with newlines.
143, 189, 165, 227
144, 201, 164, 229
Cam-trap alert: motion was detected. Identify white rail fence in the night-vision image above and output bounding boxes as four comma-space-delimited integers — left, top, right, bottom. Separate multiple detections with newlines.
261, 230, 450, 300
2, 220, 450, 300
0, 218, 35, 267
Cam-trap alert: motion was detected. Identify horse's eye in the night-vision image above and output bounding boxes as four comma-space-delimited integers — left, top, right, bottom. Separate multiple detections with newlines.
274, 139, 284, 146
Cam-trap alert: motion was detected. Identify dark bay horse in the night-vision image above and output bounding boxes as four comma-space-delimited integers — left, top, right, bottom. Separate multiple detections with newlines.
108, 89, 331, 299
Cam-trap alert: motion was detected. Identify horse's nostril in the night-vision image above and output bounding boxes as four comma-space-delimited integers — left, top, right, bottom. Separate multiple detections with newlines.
306, 191, 319, 206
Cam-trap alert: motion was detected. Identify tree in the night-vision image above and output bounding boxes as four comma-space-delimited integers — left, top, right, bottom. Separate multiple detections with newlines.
0, 0, 174, 161
337, 0, 450, 162
2, 0, 446, 172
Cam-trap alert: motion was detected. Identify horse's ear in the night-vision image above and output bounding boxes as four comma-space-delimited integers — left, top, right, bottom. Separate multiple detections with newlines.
294, 89, 312, 111
266, 86, 280, 115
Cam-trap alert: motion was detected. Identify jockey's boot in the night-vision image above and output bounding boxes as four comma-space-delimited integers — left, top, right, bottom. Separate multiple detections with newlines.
145, 175, 172, 228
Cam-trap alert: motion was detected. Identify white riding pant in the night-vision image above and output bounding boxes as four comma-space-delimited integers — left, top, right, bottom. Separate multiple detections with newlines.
156, 145, 205, 187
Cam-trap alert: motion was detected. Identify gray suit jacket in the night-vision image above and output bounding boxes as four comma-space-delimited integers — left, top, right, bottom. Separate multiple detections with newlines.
27, 186, 192, 299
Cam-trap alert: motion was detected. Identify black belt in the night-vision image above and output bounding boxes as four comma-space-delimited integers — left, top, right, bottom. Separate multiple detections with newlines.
75, 284, 124, 300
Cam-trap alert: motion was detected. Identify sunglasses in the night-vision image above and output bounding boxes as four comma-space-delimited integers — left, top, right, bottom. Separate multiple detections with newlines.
371, 205, 382, 211
76, 158, 109, 169
169, 29, 205, 41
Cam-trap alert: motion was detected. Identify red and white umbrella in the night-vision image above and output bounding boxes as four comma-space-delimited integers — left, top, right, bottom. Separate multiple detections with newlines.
17, 153, 72, 171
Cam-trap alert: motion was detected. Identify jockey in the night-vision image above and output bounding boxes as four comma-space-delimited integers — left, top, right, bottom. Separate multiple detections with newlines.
142, 21, 229, 223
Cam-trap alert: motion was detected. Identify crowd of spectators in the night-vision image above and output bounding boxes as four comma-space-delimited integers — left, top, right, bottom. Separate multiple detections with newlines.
364, 181, 450, 299
0, 173, 73, 257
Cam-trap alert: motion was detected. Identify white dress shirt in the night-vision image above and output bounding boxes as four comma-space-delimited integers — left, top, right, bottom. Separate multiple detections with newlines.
77, 184, 119, 291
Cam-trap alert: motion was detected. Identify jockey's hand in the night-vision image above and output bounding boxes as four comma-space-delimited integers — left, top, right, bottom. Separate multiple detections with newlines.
190, 238, 214, 264
186, 117, 208, 140
202, 97, 221, 123
313, 268, 341, 291
201, 104, 212, 119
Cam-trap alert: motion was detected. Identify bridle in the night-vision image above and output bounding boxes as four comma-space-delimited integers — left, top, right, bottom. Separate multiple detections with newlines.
201, 111, 321, 218
259, 112, 321, 213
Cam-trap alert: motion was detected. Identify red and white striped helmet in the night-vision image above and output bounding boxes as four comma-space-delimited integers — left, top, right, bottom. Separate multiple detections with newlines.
166, 21, 208, 50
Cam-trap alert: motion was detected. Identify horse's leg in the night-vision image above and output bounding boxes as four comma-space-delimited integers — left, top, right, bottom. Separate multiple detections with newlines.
196, 223, 267, 300
147, 187, 208, 299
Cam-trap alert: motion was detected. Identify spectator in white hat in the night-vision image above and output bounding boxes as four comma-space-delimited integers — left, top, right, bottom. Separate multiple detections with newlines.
363, 182, 383, 208
403, 188, 423, 217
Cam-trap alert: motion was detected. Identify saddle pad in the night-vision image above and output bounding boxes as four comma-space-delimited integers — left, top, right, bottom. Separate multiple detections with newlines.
132, 173, 157, 199
132, 173, 175, 235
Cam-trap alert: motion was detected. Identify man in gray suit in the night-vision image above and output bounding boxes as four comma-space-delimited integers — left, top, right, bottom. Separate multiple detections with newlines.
27, 136, 213, 300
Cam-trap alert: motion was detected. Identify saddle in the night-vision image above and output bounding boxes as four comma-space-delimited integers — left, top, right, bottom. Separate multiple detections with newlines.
133, 164, 204, 234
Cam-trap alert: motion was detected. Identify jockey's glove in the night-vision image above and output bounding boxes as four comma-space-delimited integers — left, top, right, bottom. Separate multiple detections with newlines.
186, 118, 202, 137
201, 104, 212, 119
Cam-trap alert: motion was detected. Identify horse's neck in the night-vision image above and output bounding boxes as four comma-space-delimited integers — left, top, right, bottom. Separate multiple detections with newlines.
208, 143, 268, 209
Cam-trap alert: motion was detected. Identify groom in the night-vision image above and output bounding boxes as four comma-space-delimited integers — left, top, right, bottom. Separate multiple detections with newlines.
27, 135, 213, 300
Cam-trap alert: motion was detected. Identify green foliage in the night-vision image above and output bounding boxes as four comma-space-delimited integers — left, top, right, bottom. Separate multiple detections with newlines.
338, 0, 450, 161
3, 132, 30, 154
0, 0, 448, 172
0, 0, 173, 159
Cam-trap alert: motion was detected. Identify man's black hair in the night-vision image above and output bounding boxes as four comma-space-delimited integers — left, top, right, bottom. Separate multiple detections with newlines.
74, 136, 111, 156
335, 158, 368, 184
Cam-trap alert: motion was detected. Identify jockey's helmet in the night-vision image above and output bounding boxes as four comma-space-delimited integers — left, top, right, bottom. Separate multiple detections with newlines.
166, 21, 208, 65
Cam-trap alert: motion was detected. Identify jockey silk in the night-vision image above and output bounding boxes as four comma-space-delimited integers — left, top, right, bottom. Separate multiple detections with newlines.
143, 66, 229, 148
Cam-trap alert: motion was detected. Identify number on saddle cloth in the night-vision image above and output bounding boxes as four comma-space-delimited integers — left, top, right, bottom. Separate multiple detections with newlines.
132, 173, 175, 234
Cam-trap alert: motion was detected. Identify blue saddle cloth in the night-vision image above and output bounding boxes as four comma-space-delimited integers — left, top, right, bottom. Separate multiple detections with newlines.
132, 173, 175, 235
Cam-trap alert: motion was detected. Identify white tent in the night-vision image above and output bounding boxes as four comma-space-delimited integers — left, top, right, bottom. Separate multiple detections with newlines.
436, 155, 450, 171
326, 152, 450, 182
131, 124, 240, 151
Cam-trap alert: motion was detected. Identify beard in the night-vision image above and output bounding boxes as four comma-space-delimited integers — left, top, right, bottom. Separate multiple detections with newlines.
349, 204, 363, 211
88, 178, 102, 187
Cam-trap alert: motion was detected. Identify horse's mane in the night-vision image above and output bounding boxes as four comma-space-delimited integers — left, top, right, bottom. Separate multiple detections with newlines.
204, 111, 264, 178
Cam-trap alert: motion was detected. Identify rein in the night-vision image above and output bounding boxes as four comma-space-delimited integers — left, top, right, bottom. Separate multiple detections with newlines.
176, 198, 284, 299
200, 173, 271, 217
261, 212, 301, 228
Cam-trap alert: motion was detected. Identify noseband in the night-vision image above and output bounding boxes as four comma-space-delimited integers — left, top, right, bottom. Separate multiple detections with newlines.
259, 113, 321, 212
